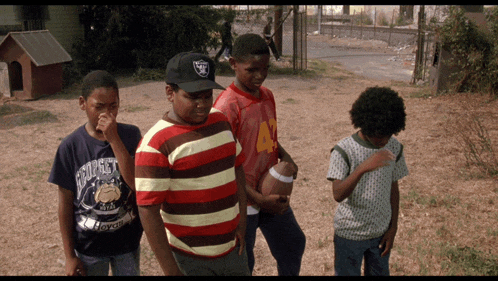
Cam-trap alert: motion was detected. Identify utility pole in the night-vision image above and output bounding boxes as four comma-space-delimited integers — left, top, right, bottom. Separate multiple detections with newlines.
274, 5, 283, 55
412, 5, 425, 84
293, 5, 298, 70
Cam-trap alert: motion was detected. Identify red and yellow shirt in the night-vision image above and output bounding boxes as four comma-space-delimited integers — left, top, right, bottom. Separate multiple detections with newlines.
214, 83, 279, 209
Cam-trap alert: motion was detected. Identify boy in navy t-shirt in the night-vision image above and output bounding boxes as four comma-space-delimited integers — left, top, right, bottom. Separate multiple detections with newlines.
48, 70, 143, 276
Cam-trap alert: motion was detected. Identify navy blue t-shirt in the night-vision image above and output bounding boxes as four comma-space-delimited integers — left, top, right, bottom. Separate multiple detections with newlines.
48, 123, 143, 257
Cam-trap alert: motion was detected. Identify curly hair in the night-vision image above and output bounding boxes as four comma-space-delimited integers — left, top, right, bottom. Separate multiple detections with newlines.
349, 86, 406, 136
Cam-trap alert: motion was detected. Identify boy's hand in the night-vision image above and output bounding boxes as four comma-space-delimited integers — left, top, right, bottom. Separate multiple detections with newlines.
65, 256, 86, 276
280, 153, 298, 179
96, 112, 119, 143
359, 149, 395, 173
379, 226, 397, 257
235, 224, 246, 255
259, 194, 289, 215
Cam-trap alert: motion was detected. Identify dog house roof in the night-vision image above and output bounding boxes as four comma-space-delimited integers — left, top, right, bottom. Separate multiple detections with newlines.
0, 30, 72, 67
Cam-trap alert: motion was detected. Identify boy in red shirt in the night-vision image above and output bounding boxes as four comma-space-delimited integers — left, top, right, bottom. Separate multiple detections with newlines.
214, 33, 306, 276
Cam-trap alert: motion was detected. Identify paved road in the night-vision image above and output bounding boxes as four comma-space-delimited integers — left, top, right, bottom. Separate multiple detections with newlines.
232, 20, 416, 82
305, 38, 415, 82
229, 20, 416, 82
277, 29, 415, 82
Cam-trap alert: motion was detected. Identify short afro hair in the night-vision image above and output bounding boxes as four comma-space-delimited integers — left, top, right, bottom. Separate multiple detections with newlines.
81, 70, 118, 100
232, 33, 270, 62
350, 86, 406, 137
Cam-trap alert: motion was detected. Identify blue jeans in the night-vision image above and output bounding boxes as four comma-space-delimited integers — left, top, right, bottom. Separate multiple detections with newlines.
75, 247, 140, 276
246, 207, 306, 276
334, 234, 390, 276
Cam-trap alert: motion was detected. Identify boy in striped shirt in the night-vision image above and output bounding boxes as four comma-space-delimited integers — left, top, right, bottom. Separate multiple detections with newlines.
135, 52, 249, 276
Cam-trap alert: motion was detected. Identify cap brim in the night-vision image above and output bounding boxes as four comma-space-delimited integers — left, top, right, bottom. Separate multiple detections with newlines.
178, 80, 225, 93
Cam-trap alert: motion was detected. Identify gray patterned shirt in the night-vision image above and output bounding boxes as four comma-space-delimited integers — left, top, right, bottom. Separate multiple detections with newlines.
327, 133, 409, 241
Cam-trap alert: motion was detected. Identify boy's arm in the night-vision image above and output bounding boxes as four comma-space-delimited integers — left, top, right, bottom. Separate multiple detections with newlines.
138, 204, 183, 276
380, 181, 400, 257
98, 113, 137, 191
235, 165, 247, 255
58, 187, 86, 276
277, 143, 298, 179
333, 149, 395, 202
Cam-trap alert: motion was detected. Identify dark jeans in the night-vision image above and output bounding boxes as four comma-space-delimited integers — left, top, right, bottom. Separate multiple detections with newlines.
333, 234, 390, 276
245, 207, 306, 276
172, 244, 250, 276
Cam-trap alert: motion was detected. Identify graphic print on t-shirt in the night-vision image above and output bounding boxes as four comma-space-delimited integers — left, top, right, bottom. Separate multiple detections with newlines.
74, 157, 136, 233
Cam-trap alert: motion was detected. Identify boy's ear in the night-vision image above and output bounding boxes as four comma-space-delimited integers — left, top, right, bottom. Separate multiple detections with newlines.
78, 96, 86, 110
229, 57, 237, 70
165, 85, 175, 102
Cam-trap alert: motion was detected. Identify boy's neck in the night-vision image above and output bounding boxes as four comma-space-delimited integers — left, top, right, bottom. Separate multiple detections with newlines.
234, 80, 260, 99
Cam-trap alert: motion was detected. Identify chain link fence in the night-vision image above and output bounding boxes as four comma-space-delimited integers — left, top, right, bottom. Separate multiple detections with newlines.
230, 6, 307, 71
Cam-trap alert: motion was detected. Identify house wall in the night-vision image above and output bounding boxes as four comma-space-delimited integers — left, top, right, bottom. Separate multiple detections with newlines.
0, 5, 84, 54
0, 6, 17, 26
44, 6, 84, 54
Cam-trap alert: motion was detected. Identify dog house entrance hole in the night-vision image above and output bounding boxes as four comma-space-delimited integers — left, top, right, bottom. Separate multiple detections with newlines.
9, 61, 23, 91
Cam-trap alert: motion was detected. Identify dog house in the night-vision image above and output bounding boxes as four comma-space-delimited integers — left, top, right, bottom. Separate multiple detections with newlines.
0, 30, 72, 100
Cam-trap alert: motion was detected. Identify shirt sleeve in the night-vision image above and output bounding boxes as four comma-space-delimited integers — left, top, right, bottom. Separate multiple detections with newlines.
48, 139, 75, 192
393, 150, 409, 182
326, 148, 350, 182
135, 138, 171, 206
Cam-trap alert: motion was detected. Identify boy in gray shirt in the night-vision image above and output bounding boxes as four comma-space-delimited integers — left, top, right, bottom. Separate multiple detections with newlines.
327, 86, 408, 276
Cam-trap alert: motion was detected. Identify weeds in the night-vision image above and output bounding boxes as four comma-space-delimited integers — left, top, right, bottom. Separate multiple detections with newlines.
318, 236, 330, 248
282, 98, 298, 104
446, 109, 498, 177
124, 105, 150, 113
1, 109, 58, 129
0, 104, 33, 117
439, 244, 498, 275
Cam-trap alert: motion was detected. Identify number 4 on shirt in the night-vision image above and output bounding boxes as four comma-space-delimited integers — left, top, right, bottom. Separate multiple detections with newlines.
256, 118, 277, 153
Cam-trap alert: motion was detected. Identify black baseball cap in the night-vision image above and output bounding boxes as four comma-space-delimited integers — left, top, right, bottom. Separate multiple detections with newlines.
165, 52, 224, 93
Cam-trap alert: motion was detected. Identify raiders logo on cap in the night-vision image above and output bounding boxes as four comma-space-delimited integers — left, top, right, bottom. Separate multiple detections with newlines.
165, 52, 224, 92
193, 60, 209, 78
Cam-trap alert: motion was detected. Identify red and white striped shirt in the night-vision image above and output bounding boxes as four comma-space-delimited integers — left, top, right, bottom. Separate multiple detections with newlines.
135, 108, 245, 258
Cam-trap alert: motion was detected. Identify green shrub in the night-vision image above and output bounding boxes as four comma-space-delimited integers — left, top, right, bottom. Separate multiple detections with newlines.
352, 13, 373, 26
439, 6, 498, 94
132, 68, 164, 82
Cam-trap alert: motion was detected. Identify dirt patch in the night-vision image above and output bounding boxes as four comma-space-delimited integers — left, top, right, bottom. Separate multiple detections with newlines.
1, 51, 497, 276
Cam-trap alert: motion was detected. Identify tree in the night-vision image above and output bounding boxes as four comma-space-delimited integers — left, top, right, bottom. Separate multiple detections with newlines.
73, 5, 224, 72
